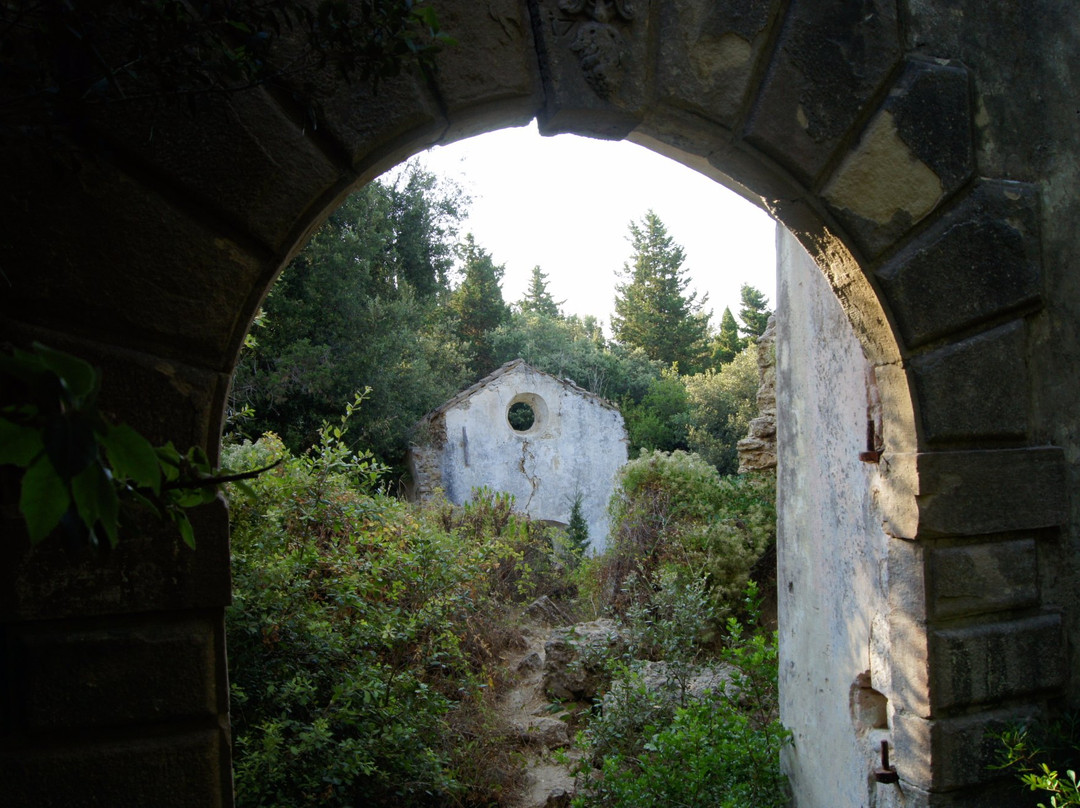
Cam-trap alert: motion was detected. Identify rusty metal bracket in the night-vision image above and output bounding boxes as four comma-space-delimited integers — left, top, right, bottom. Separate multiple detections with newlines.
874, 739, 900, 784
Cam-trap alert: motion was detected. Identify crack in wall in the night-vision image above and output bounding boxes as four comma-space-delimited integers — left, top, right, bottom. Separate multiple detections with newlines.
519, 439, 540, 512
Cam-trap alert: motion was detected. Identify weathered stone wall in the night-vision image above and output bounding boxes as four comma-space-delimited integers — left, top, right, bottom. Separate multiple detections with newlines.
737, 312, 777, 473
412, 361, 627, 550
0, 1, 1077, 805
776, 228, 894, 808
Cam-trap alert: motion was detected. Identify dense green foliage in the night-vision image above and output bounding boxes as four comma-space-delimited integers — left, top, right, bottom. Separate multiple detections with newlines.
611, 211, 711, 374
569, 453, 784, 807
234, 180, 766, 479
603, 450, 777, 622
231, 164, 473, 463
224, 366, 783, 806
684, 348, 761, 474
712, 306, 746, 365
574, 584, 788, 808
451, 235, 511, 375
225, 422, 575, 807
738, 284, 772, 339
519, 265, 564, 318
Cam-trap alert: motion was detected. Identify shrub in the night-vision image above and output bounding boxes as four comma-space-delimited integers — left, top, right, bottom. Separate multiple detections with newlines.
573, 583, 789, 808
602, 450, 775, 622
224, 428, 563, 806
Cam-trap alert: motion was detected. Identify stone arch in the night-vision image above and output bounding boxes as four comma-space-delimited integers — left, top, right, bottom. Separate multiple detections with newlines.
0, 2, 1072, 806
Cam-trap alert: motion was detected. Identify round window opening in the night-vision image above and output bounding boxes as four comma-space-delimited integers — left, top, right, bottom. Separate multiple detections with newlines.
508, 401, 535, 432
507, 393, 548, 434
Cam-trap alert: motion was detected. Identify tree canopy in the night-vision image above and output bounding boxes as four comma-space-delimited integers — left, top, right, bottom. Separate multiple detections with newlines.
611, 211, 711, 374
230, 163, 471, 464
712, 306, 745, 365
230, 179, 765, 479
450, 234, 511, 377
519, 266, 563, 318
738, 284, 772, 339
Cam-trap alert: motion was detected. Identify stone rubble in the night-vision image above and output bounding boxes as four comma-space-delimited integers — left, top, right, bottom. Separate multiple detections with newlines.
737, 314, 778, 473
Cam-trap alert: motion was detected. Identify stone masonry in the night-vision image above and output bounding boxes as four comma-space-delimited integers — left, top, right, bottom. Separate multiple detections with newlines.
1, 2, 1078, 806
737, 313, 777, 473
409, 360, 628, 551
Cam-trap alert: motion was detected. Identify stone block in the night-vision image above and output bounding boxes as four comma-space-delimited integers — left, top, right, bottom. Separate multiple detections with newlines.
84, 87, 341, 253
876, 181, 1042, 347
926, 539, 1039, 620
0, 152, 265, 371
656, 0, 780, 129
432, 0, 543, 141
886, 538, 931, 718
893, 707, 1039, 793
909, 320, 1028, 444
1, 729, 228, 808
532, 0, 654, 138
824, 59, 974, 257
874, 362, 919, 455
1, 499, 231, 622
254, 14, 445, 175
929, 613, 1065, 711
744, 0, 900, 184
912, 447, 1067, 538
9, 617, 219, 732
878, 453, 920, 539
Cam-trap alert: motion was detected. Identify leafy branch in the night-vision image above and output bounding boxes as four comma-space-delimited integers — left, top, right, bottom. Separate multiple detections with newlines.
0, 343, 277, 549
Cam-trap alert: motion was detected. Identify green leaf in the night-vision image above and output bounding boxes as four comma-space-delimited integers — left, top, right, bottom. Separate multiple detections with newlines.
103, 423, 162, 493
71, 462, 104, 530
230, 479, 258, 501
175, 512, 196, 549
0, 417, 44, 467
98, 472, 120, 548
156, 443, 182, 481
20, 455, 70, 542
186, 445, 211, 470
33, 342, 99, 401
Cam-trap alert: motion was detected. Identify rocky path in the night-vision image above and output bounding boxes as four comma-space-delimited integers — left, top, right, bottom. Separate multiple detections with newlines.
497, 608, 582, 808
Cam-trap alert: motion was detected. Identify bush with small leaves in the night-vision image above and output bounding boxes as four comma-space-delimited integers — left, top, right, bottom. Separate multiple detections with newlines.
574, 583, 789, 808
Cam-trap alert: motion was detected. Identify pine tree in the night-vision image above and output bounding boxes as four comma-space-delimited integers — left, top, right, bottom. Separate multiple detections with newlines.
611, 211, 711, 374
451, 234, 510, 375
738, 284, 772, 339
566, 493, 590, 563
519, 265, 563, 318
712, 306, 745, 365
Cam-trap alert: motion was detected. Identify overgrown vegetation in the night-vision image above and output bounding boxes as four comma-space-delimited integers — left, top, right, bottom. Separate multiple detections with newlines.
225, 398, 785, 806
601, 450, 776, 624
222, 144, 783, 807
573, 583, 788, 808
993, 715, 1080, 807
224, 407, 579, 807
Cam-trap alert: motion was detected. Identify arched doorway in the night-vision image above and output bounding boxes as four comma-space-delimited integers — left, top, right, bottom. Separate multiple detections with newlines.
1, 3, 1069, 806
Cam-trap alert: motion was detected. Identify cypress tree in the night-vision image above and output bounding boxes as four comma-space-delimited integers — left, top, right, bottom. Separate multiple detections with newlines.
611, 211, 711, 374
519, 265, 563, 318
712, 306, 745, 365
738, 284, 772, 339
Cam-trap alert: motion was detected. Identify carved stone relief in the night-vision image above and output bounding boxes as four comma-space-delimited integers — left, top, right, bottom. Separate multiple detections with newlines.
554, 0, 636, 98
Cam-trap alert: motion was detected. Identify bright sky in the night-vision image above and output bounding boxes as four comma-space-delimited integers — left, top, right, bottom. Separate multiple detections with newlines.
404, 121, 778, 330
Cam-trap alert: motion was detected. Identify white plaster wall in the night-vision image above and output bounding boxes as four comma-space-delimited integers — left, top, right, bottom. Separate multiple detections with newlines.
776, 228, 894, 807
438, 365, 628, 551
